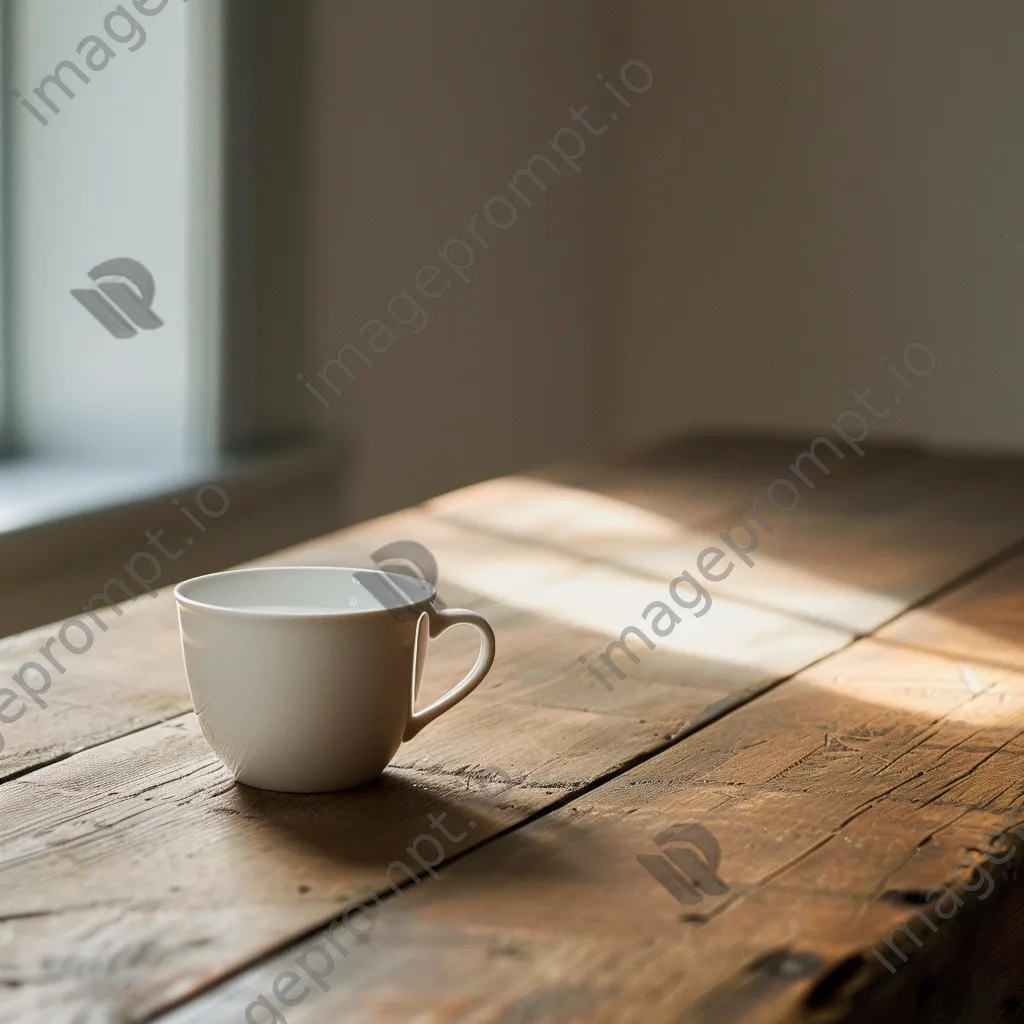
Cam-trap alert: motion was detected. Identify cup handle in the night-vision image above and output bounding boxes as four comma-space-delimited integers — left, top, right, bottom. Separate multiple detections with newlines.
403, 606, 496, 742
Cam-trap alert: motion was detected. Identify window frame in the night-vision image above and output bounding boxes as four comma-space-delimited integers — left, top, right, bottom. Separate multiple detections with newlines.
219, 0, 313, 453
0, 0, 12, 456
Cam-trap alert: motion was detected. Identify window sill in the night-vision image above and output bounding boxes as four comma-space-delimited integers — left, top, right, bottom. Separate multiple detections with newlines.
0, 443, 343, 638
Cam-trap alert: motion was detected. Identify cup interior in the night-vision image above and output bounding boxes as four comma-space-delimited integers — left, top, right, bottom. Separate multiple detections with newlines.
174, 566, 435, 617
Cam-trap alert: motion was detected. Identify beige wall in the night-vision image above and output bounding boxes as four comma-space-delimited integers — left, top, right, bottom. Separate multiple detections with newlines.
304, 1, 1024, 527
616, 2, 1024, 452
305, 0, 622, 522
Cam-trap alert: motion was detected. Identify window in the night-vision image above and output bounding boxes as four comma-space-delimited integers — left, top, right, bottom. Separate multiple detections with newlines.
0, 0, 333, 631
0, 0, 314, 507
7, 0, 224, 466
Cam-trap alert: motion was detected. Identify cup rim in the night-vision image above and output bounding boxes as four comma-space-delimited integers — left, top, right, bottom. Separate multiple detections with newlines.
173, 565, 437, 619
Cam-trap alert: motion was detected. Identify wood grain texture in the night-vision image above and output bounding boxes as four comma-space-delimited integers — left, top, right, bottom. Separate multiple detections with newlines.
0, 506, 433, 781
1, 439, 1023, 1022
436, 450, 1024, 636
3, 441, 1020, 783
0, 491, 849, 783
168, 553, 1024, 1024
0, 559, 848, 1021
0, 437, 861, 782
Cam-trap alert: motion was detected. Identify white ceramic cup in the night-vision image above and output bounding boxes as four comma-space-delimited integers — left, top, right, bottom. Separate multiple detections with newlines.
173, 565, 496, 792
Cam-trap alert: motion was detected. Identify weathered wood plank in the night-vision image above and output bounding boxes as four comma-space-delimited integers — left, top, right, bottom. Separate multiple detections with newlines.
0, 563, 849, 1021
433, 451, 1024, 636
531, 434, 918, 528
165, 552, 1024, 1024
0, 506, 433, 781
0, 440, 788, 783
3, 443, 1020, 785
1, 442, 1023, 1022
0, 491, 850, 784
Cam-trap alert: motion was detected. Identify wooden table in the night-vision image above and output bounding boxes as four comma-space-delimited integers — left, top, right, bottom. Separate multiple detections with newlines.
3, 435, 1024, 1024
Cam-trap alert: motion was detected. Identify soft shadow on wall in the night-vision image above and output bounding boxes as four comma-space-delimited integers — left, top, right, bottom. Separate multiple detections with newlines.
301, 0, 626, 524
